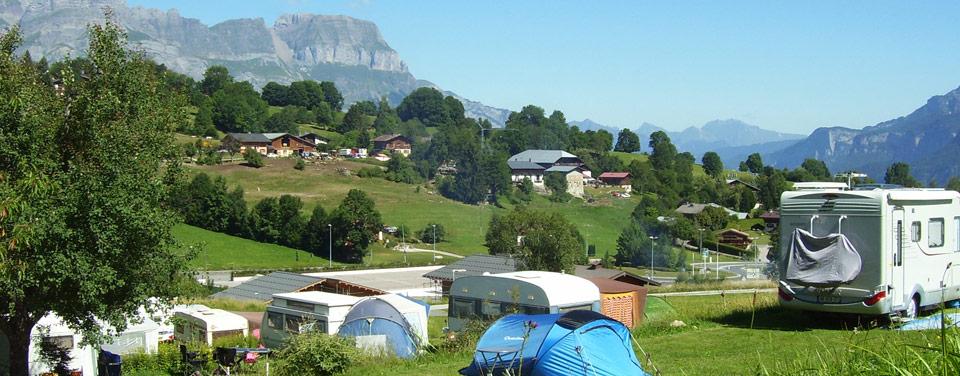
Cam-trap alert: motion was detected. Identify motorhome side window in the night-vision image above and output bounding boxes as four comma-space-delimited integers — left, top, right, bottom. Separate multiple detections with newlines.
928, 218, 945, 248
955, 217, 960, 252
911, 221, 921, 243
286, 300, 314, 312
559, 304, 593, 314
267, 311, 283, 329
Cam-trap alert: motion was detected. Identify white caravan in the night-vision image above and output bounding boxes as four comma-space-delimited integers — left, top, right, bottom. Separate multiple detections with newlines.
777, 186, 960, 318
28, 314, 97, 376
174, 305, 249, 346
260, 292, 361, 348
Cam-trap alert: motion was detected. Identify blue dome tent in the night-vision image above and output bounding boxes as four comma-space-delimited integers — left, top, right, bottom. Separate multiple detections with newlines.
337, 295, 428, 359
459, 310, 649, 376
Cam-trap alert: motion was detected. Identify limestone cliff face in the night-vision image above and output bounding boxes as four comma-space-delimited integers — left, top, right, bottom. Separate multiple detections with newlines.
273, 14, 407, 73
0, 0, 511, 125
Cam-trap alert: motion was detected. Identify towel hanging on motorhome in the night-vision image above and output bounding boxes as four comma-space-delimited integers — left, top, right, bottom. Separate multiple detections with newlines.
785, 228, 862, 285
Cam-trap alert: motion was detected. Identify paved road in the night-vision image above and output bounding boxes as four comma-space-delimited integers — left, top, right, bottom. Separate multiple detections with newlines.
392, 244, 465, 259
691, 261, 768, 280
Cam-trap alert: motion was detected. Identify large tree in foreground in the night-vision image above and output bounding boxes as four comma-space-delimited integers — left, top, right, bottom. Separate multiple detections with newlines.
0, 20, 188, 376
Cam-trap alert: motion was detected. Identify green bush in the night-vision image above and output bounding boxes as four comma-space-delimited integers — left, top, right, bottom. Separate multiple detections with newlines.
273, 332, 361, 376
244, 149, 264, 168
438, 319, 490, 354
702, 239, 754, 258
356, 166, 385, 178
212, 334, 261, 349
122, 342, 183, 375
294, 158, 305, 171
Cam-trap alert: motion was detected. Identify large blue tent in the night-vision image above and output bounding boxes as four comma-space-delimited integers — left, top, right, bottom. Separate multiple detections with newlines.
337, 296, 425, 358
459, 310, 649, 376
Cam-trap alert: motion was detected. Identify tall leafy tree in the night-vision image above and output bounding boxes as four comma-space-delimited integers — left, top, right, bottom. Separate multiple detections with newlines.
260, 81, 289, 106
614, 128, 641, 153
701, 151, 724, 178
301, 206, 330, 255
758, 166, 788, 209
0, 21, 188, 375
396, 87, 451, 128
742, 153, 764, 174
320, 81, 343, 111
947, 176, 960, 193
485, 207, 584, 272
801, 158, 831, 180
211, 81, 269, 132
884, 162, 920, 187
331, 190, 383, 262
286, 80, 325, 109
200, 65, 233, 95
277, 195, 307, 248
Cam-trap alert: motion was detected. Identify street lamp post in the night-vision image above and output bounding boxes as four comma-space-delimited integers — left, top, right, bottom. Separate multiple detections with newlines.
698, 228, 705, 276
432, 224, 437, 254
401, 225, 407, 264
327, 223, 333, 268
649, 235, 658, 279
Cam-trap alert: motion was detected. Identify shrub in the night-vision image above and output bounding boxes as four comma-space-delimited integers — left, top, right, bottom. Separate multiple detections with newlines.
418, 222, 446, 243
294, 158, 305, 171
438, 319, 490, 354
122, 342, 183, 375
243, 149, 264, 168
273, 332, 361, 376
356, 166, 385, 178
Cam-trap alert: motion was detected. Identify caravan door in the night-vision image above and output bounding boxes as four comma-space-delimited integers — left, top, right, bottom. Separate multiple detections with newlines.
890, 208, 906, 310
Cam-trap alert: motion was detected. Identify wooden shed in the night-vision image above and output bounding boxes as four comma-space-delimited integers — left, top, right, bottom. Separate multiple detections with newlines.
586, 277, 648, 329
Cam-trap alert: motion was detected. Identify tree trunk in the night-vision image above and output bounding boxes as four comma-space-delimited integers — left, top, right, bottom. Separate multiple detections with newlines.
1, 315, 38, 376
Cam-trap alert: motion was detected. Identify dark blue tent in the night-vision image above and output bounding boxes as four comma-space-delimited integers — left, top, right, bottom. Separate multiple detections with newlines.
460, 310, 649, 376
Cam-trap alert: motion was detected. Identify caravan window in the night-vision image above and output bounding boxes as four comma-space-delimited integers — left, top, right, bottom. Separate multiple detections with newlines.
521, 305, 549, 315
929, 218, 945, 248
286, 300, 315, 312
481, 301, 502, 318
451, 297, 478, 319
955, 217, 960, 252
42, 335, 74, 351
267, 311, 284, 329
911, 221, 921, 243
285, 315, 304, 333
559, 304, 593, 314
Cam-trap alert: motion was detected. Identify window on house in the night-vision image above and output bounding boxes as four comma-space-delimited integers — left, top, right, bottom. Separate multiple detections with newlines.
911, 221, 921, 243
929, 218, 945, 248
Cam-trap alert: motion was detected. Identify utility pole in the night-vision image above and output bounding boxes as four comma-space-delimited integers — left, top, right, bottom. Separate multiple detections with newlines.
327, 223, 333, 268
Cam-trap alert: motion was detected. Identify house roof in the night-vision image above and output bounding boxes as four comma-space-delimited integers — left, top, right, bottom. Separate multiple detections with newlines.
726, 179, 760, 192
720, 228, 751, 237
675, 202, 746, 219
225, 133, 271, 143
586, 277, 647, 294
373, 134, 411, 143
300, 133, 330, 141
598, 172, 630, 179
545, 165, 582, 173
573, 265, 660, 286
423, 255, 519, 281
508, 150, 578, 164
507, 160, 545, 170
759, 211, 780, 220
210, 271, 321, 302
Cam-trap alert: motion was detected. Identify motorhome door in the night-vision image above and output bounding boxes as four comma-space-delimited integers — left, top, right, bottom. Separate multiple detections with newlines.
891, 208, 906, 310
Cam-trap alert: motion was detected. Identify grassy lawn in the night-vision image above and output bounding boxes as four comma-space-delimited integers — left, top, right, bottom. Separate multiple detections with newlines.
175, 223, 448, 270
187, 160, 641, 257
343, 293, 937, 375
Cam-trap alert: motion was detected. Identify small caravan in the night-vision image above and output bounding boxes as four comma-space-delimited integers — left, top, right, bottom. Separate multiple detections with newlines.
777, 186, 960, 318
100, 309, 162, 355
337, 294, 430, 358
174, 305, 249, 346
28, 314, 97, 376
448, 271, 601, 332
261, 292, 361, 348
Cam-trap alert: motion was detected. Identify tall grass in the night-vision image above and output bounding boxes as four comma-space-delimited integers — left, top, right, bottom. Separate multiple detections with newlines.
758, 326, 960, 375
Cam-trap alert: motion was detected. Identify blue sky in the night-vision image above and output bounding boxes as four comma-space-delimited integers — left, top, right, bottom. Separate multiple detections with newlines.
128, 0, 960, 134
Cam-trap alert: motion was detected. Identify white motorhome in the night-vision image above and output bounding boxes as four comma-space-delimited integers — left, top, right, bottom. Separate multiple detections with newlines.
28, 314, 97, 376
777, 186, 960, 318
448, 271, 601, 332
174, 305, 249, 346
260, 292, 361, 348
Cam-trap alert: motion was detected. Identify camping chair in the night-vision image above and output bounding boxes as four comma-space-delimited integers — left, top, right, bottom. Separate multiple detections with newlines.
214, 347, 241, 375
180, 344, 206, 376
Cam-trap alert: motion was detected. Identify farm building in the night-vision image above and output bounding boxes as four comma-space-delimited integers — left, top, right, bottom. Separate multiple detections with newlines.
598, 172, 632, 190
300, 132, 330, 146
759, 210, 780, 231
675, 202, 748, 220
373, 134, 413, 156
718, 228, 752, 248
210, 271, 385, 302
221, 133, 316, 157
507, 150, 590, 198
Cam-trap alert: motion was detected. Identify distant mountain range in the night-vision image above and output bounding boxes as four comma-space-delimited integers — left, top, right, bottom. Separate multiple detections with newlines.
571, 118, 805, 166
765, 85, 960, 184
0, 0, 510, 125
